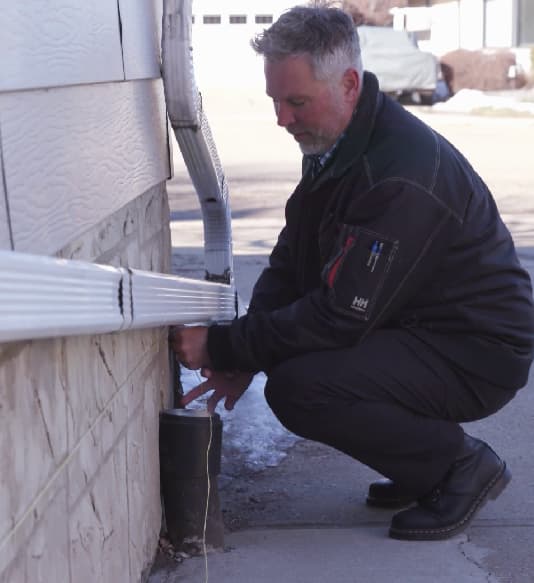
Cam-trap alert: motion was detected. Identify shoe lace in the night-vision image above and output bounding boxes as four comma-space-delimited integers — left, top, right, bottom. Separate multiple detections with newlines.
419, 487, 442, 509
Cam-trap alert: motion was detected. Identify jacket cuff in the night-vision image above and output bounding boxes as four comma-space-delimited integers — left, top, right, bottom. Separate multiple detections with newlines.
207, 324, 237, 370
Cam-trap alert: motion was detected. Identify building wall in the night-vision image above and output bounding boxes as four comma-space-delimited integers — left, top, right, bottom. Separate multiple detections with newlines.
191, 0, 295, 88
484, 0, 514, 48
517, 0, 534, 45
0, 1, 172, 582
396, 0, 516, 55
459, 0, 485, 50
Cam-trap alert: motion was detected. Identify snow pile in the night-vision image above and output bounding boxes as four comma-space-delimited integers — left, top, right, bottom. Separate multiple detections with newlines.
180, 368, 298, 471
433, 89, 534, 116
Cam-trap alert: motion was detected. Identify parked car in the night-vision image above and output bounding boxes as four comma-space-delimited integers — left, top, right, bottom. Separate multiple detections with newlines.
358, 25, 444, 103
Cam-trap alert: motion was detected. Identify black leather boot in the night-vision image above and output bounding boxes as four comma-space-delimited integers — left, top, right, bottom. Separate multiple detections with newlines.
389, 434, 511, 540
366, 479, 416, 509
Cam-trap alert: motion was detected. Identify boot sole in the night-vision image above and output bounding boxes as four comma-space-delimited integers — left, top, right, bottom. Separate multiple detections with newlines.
389, 461, 511, 541
366, 496, 416, 509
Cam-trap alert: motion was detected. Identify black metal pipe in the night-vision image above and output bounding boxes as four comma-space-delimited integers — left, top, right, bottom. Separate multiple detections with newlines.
159, 409, 224, 553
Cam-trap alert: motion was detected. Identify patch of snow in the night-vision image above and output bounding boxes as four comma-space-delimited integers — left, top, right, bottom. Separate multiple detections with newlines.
180, 368, 298, 471
433, 89, 534, 115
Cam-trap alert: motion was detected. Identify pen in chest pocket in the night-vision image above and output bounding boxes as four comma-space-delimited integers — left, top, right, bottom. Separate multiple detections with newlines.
367, 240, 384, 272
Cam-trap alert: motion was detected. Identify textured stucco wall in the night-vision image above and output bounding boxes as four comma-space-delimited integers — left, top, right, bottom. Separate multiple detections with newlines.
0, 182, 172, 583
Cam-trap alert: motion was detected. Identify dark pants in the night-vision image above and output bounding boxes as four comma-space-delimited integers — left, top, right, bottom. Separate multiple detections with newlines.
264, 329, 515, 496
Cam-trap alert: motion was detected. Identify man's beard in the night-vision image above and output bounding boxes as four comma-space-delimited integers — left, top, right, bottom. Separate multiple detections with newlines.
295, 130, 337, 155
291, 89, 348, 155
298, 137, 332, 155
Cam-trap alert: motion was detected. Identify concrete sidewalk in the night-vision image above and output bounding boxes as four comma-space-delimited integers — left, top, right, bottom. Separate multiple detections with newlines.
155, 529, 501, 582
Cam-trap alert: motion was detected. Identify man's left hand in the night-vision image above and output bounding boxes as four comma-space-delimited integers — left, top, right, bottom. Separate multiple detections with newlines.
171, 325, 211, 370
180, 368, 254, 413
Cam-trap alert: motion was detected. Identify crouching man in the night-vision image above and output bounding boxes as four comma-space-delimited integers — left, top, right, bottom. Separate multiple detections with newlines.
172, 5, 534, 540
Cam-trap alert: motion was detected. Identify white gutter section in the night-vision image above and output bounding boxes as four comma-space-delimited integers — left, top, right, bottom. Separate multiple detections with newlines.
162, 0, 234, 285
129, 268, 234, 329
0, 250, 235, 343
0, 251, 124, 341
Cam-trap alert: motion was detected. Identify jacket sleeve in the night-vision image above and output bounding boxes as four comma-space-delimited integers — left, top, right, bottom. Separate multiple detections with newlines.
247, 226, 300, 313
209, 181, 457, 372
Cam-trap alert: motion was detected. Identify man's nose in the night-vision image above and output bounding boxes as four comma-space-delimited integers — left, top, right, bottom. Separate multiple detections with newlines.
276, 103, 296, 128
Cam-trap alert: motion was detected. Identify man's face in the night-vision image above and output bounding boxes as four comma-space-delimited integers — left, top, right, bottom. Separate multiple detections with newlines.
265, 55, 358, 155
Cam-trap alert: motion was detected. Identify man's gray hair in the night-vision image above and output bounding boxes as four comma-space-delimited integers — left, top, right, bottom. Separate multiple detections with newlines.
251, 4, 363, 82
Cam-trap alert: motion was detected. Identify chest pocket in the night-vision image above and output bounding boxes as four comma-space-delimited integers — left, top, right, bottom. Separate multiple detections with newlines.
322, 224, 398, 320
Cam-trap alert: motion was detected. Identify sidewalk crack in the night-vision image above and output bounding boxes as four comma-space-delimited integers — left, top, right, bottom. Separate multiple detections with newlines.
458, 534, 497, 582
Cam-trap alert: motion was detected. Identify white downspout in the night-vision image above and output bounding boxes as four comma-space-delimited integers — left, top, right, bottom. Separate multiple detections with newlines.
161, 0, 234, 286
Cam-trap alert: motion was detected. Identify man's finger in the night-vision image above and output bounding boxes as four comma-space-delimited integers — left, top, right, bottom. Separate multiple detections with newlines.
180, 379, 212, 407
206, 390, 225, 414
200, 367, 213, 379
224, 396, 237, 411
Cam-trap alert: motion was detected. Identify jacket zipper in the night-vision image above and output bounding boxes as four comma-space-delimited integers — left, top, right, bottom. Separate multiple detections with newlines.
327, 235, 356, 288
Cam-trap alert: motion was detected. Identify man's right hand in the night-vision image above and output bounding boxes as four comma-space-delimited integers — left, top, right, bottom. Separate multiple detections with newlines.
180, 368, 255, 414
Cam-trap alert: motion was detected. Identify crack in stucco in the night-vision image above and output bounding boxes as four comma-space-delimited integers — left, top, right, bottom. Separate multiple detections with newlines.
103, 527, 115, 547
59, 338, 75, 453
96, 341, 119, 389
90, 492, 102, 523
32, 384, 55, 460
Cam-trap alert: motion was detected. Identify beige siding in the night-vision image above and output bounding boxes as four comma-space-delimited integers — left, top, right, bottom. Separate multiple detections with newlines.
0, 1, 124, 92
120, 0, 163, 80
0, 79, 169, 255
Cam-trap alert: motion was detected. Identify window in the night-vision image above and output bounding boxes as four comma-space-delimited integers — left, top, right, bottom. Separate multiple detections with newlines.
203, 15, 221, 24
518, 0, 534, 45
230, 15, 247, 24
255, 15, 273, 24
413, 30, 430, 42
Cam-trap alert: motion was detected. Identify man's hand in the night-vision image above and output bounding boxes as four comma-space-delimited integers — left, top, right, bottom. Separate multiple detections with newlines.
171, 326, 211, 370
180, 368, 254, 413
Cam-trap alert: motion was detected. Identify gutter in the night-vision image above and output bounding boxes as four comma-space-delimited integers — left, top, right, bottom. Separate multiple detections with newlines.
0, 250, 235, 343
161, 0, 234, 285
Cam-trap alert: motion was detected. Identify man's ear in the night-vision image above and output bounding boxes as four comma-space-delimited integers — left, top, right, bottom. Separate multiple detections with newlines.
342, 68, 360, 103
